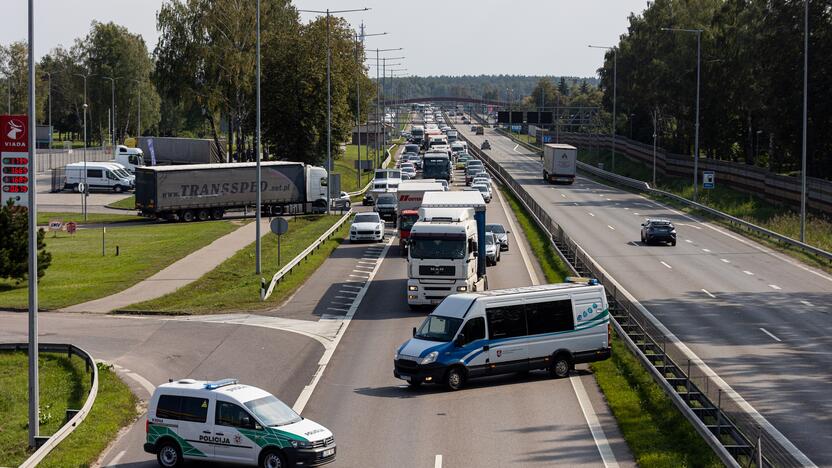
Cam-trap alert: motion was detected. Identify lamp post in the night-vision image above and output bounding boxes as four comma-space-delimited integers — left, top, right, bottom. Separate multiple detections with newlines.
43, 72, 51, 150
26, 0, 38, 448
652, 108, 660, 188
74, 72, 93, 221
800, 0, 809, 242
354, 24, 387, 189
588, 45, 617, 171
102, 76, 118, 157
662, 27, 703, 202
298, 7, 369, 216
129, 79, 142, 138
369, 48, 403, 167
255, 0, 262, 274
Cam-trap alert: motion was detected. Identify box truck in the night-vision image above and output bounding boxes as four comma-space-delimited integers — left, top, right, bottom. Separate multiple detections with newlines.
542, 143, 577, 184
135, 162, 327, 221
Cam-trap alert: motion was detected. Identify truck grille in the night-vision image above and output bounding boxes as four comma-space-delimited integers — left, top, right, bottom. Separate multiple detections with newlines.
419, 265, 455, 276
424, 286, 451, 291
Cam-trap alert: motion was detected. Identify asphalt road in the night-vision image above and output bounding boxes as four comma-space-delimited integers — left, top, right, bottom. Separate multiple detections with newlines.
456, 116, 832, 465
298, 163, 634, 467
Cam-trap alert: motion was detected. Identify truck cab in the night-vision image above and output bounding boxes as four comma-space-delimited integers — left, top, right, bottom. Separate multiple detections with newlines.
115, 145, 145, 173
407, 207, 479, 308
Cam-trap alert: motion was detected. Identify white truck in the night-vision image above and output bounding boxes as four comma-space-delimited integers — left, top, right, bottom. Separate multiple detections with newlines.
406, 191, 488, 308
542, 143, 577, 184
115, 145, 145, 173
397, 182, 445, 255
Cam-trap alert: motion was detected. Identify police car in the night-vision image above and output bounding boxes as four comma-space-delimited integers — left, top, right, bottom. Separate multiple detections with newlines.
144, 379, 335, 467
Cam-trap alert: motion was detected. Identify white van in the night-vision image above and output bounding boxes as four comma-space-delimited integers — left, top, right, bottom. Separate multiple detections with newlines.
394, 280, 612, 389
64, 162, 135, 193
145, 379, 336, 467
116, 144, 145, 173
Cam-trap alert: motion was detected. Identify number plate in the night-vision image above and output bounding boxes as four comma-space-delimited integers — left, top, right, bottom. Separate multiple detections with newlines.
322, 448, 335, 457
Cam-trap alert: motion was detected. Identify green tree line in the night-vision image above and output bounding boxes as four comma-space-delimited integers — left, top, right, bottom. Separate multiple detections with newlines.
594, 0, 831, 179
0, 0, 376, 166
389, 75, 598, 103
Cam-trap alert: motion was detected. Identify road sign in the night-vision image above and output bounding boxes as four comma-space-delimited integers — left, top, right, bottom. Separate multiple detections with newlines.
703, 171, 715, 189
270, 218, 289, 235
1, 115, 30, 207
66, 221, 77, 234
48, 219, 63, 231
77, 182, 86, 193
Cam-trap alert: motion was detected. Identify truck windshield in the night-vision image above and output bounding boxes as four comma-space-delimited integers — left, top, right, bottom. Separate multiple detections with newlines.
415, 315, 463, 342
410, 238, 465, 260
377, 195, 396, 204
244, 395, 302, 427
399, 214, 419, 231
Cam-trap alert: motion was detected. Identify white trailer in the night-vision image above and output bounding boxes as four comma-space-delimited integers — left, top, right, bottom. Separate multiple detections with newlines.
542, 143, 577, 184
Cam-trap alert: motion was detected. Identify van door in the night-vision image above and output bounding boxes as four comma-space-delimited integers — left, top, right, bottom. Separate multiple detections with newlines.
456, 316, 489, 377
485, 304, 529, 373
213, 399, 261, 464
524, 298, 575, 369
153, 394, 214, 459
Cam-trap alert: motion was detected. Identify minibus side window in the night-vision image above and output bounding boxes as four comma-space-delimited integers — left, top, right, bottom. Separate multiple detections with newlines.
460, 317, 485, 345
486, 305, 526, 339
526, 300, 574, 335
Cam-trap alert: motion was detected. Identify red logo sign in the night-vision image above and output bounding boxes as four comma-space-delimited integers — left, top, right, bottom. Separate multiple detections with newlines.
0, 115, 29, 152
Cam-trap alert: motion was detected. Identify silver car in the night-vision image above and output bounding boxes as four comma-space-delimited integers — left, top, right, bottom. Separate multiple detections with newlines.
486, 223, 509, 251
485, 231, 501, 266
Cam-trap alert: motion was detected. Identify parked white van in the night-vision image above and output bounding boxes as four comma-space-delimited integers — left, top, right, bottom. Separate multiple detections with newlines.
64, 162, 135, 193
145, 378, 336, 467
394, 280, 611, 390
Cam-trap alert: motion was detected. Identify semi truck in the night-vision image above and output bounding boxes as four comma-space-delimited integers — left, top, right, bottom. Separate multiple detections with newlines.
542, 143, 577, 184
406, 191, 487, 308
397, 182, 445, 255
134, 162, 328, 221
422, 152, 452, 181
137, 137, 225, 165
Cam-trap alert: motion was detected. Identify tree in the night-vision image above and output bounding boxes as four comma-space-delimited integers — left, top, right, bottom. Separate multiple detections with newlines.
0, 201, 51, 282
558, 76, 569, 97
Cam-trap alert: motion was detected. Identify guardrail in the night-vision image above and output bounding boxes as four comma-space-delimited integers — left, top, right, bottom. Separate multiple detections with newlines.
498, 127, 832, 265
262, 210, 353, 300
0, 343, 99, 468
346, 145, 396, 197
455, 116, 810, 467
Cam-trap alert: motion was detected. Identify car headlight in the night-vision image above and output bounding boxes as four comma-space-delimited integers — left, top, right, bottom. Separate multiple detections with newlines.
408, 285, 418, 291
419, 351, 438, 365
290, 440, 313, 449
456, 285, 467, 292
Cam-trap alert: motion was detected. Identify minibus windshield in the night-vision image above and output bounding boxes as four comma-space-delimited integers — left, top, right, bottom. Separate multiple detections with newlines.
415, 315, 463, 342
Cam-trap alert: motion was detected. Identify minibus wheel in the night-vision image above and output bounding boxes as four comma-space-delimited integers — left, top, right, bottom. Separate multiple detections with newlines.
446, 366, 466, 391
550, 353, 571, 378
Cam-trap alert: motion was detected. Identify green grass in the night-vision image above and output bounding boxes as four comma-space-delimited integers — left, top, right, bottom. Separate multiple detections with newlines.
499, 186, 571, 283
0, 221, 240, 310
499, 182, 721, 466
37, 211, 145, 226
106, 195, 135, 210
334, 144, 376, 193
123, 215, 348, 313
38, 363, 138, 468
591, 334, 721, 468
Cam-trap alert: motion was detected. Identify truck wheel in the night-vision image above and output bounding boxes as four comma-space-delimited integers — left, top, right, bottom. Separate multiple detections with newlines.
210, 209, 224, 220
197, 209, 210, 221
181, 210, 195, 222
113, 185, 124, 193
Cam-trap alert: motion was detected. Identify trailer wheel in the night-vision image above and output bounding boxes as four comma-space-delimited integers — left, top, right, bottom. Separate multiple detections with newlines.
181, 210, 195, 222
197, 209, 210, 222
211, 209, 224, 220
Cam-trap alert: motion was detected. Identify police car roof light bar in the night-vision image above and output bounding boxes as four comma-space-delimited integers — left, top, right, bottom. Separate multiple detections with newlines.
204, 378, 238, 390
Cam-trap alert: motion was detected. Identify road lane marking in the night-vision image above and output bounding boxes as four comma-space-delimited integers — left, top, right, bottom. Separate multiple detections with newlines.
702, 289, 716, 298
624, 207, 629, 210
334, 296, 354, 300
571, 375, 621, 468
769, 284, 782, 290
743, 271, 754, 276
327, 307, 349, 312
435, 454, 443, 468
760, 328, 782, 342
513, 144, 520, 152
660, 261, 672, 269
106, 450, 127, 467
721, 258, 731, 263
338, 290, 358, 295
628, 241, 640, 247
587, 212, 595, 217
607, 225, 615, 231
685, 239, 692, 243
561, 193, 566, 198
801, 300, 814, 307
573, 202, 579, 206
348, 274, 369, 278
633, 212, 640, 216
702, 248, 711, 253
494, 187, 539, 285
341, 284, 362, 289
293, 236, 394, 414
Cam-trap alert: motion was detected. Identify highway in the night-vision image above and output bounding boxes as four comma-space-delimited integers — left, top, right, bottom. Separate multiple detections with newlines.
456, 116, 832, 465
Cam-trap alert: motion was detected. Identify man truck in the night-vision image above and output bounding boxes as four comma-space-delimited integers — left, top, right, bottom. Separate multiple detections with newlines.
135, 161, 328, 221
542, 143, 577, 184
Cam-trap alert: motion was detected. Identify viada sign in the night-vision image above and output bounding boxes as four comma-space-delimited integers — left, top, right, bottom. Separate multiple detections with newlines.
1, 115, 30, 207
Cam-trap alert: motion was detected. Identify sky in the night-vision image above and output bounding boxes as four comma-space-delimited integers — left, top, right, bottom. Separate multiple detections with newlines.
2, 0, 649, 78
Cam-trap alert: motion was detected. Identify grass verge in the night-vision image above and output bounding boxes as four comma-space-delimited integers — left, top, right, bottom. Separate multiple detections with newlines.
499, 186, 571, 283
0, 352, 136, 467
0, 221, 240, 310
122, 215, 348, 313
591, 334, 721, 467
106, 195, 135, 210
499, 182, 722, 467
37, 211, 145, 226
38, 363, 138, 468
334, 144, 376, 193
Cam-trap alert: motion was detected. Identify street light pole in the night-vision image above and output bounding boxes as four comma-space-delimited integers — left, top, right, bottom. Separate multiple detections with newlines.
75, 73, 91, 221
26, 0, 39, 448
652, 108, 659, 188
662, 28, 703, 202
588, 45, 617, 171
367, 47, 402, 167
103, 76, 118, 157
255, 0, 262, 274
44, 72, 51, 150
800, 0, 809, 242
130, 79, 142, 138
354, 27, 387, 188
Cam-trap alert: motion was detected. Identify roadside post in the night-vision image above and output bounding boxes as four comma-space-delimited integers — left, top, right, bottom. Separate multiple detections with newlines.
78, 182, 86, 210
703, 170, 715, 189
270, 217, 289, 267
102, 224, 106, 256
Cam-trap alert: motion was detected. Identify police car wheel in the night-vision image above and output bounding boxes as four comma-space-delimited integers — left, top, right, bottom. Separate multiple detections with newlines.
446, 367, 465, 391
261, 449, 286, 468
156, 441, 182, 467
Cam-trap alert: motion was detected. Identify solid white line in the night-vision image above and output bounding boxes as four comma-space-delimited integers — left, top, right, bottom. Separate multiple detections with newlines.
435, 454, 443, 468
106, 450, 127, 467
660, 261, 672, 270
743, 270, 754, 276
801, 300, 814, 307
571, 376, 621, 468
494, 187, 539, 285
607, 225, 615, 231
769, 284, 782, 290
513, 144, 520, 152
721, 258, 731, 263
293, 236, 393, 414
357, 260, 377, 265
702, 248, 711, 253
123, 370, 156, 396
702, 289, 716, 298
760, 328, 782, 342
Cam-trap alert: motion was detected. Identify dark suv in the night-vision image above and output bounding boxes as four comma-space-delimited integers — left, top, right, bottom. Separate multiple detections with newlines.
640, 219, 677, 246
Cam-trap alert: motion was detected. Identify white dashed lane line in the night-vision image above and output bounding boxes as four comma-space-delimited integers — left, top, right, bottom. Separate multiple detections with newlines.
607, 225, 615, 231
721, 258, 731, 263
702, 248, 711, 253
769, 284, 782, 290
588, 212, 596, 217
760, 328, 782, 342
660, 261, 673, 270
743, 271, 754, 276
801, 300, 814, 307
702, 289, 716, 298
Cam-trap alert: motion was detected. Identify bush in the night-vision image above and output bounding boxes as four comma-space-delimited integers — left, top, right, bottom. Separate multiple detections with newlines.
0, 200, 51, 282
